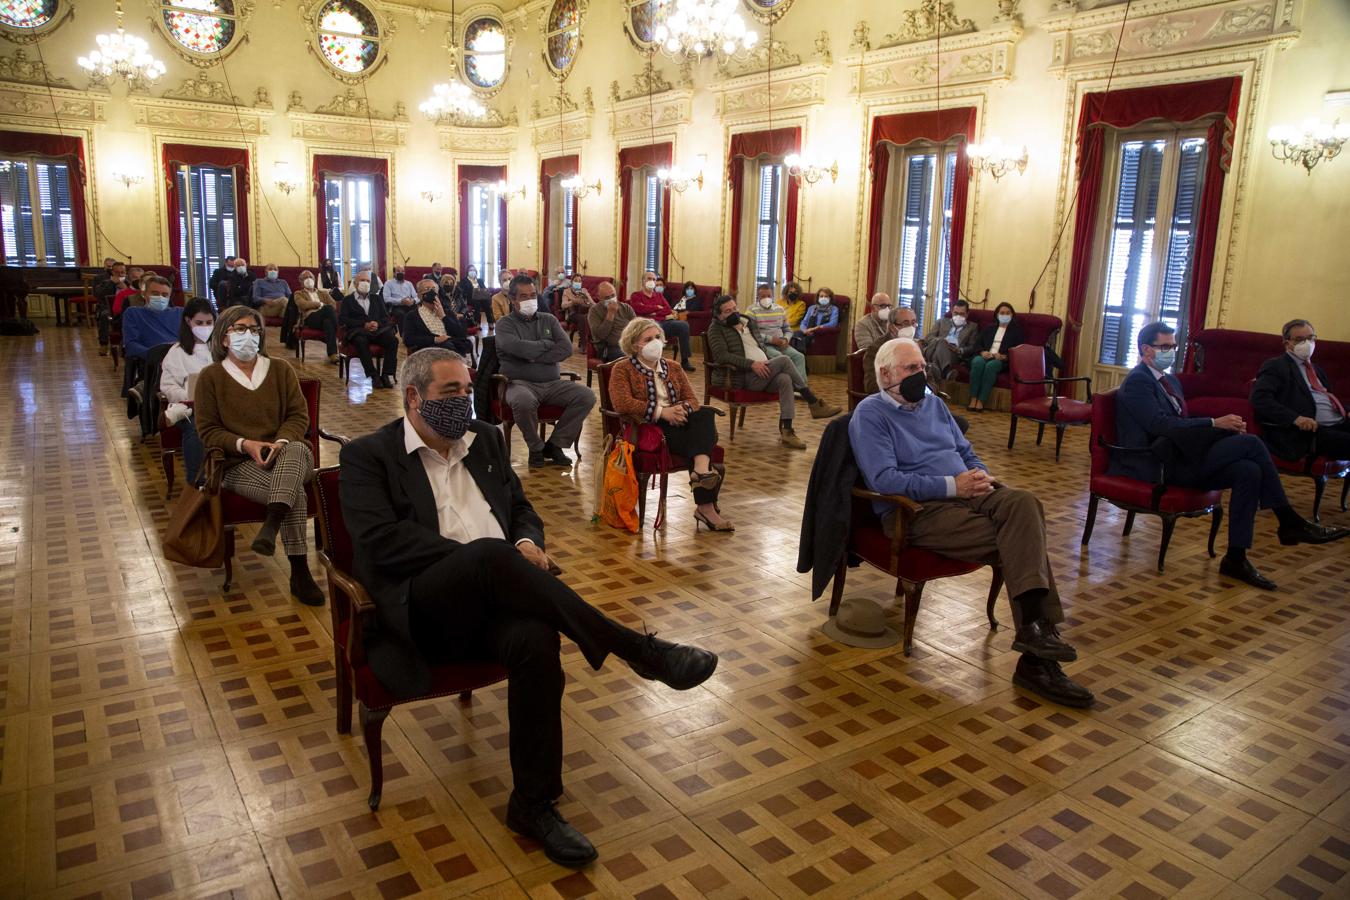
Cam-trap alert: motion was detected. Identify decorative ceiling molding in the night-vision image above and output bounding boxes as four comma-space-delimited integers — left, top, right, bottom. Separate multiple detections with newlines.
438, 125, 517, 152
715, 39, 802, 79
429, 103, 518, 128
708, 62, 830, 121
743, 0, 796, 26
843, 23, 1021, 97
1043, 0, 1300, 72
129, 95, 272, 135
0, 48, 70, 87
879, 0, 976, 48
289, 89, 409, 146
0, 81, 104, 123
529, 85, 593, 149
607, 86, 692, 139
160, 71, 239, 105
313, 87, 407, 121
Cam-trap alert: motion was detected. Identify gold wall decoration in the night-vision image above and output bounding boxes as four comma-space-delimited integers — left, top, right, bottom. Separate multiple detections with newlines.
160, 70, 238, 104
881, 0, 976, 48
0, 47, 70, 86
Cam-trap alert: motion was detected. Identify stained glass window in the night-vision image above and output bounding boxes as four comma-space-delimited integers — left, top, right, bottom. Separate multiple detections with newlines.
626, 0, 666, 46
463, 16, 506, 89
544, 0, 580, 76
161, 0, 235, 55
317, 0, 379, 75
744, 0, 793, 23
0, 0, 57, 29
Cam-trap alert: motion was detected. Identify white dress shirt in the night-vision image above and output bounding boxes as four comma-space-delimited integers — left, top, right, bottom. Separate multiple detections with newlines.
988, 325, 1008, 356
736, 323, 769, 363
403, 417, 511, 545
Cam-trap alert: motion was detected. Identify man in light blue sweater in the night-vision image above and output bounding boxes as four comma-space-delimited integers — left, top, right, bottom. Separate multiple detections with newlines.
849, 338, 1092, 708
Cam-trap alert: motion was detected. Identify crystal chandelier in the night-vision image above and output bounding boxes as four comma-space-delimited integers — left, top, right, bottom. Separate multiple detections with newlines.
77, 0, 167, 85
420, 0, 485, 121
654, 0, 758, 60
967, 138, 1029, 181
1268, 118, 1348, 174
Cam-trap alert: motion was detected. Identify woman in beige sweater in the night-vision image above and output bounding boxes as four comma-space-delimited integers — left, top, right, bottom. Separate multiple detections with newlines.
195, 305, 323, 604
290, 268, 339, 362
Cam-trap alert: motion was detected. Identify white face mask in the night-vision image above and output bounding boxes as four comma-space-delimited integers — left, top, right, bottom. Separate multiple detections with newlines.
266, 270, 278, 280
1291, 340, 1314, 361
759, 297, 774, 309
517, 298, 538, 316
235, 265, 247, 274
191, 324, 214, 343
655, 284, 664, 293
639, 339, 664, 363
355, 282, 370, 295
644, 280, 657, 291
951, 314, 966, 327
817, 296, 830, 306
230, 331, 260, 362
876, 307, 892, 322
302, 278, 315, 289
897, 325, 917, 340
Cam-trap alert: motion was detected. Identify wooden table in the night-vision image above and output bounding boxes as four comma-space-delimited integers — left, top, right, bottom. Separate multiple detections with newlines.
32, 284, 88, 325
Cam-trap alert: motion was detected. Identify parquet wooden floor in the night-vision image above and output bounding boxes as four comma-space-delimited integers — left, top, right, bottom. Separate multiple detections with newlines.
1, 323, 1347, 899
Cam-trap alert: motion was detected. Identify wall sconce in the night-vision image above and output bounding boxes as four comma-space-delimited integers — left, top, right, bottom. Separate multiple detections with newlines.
657, 153, 707, 192
419, 189, 445, 203
784, 152, 838, 186
492, 179, 527, 201
113, 170, 144, 189
1268, 118, 1348, 173
560, 174, 601, 199
272, 160, 299, 194
967, 138, 1028, 181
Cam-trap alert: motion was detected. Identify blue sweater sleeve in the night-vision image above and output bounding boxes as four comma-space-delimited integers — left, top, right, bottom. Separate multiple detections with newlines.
848, 401, 953, 502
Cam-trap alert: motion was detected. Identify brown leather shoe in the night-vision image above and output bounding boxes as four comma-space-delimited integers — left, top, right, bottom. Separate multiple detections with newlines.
780, 428, 806, 450
809, 400, 842, 419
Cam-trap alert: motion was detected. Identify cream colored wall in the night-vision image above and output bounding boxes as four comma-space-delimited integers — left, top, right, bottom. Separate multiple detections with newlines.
8, 0, 1347, 338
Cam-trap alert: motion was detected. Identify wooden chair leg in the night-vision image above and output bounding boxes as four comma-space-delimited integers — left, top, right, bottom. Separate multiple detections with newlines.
335, 652, 353, 735
637, 474, 650, 529
359, 702, 390, 811
458, 690, 473, 704
1157, 514, 1178, 573
728, 405, 737, 440
1007, 415, 1018, 450
654, 472, 668, 530
502, 422, 513, 455
900, 579, 924, 657
738, 407, 747, 429
828, 557, 847, 616
1081, 494, 1099, 546
1035, 422, 1046, 446
1341, 477, 1349, 512
1207, 506, 1223, 558
222, 526, 236, 592
1122, 511, 1137, 536
1311, 475, 1328, 523
986, 567, 1004, 631
1054, 425, 1067, 462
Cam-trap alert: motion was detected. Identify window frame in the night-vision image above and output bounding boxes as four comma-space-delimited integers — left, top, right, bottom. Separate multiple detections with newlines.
467, 181, 504, 286
0, 153, 77, 267
308, 0, 388, 84
0, 0, 73, 43
622, 0, 666, 51
154, 0, 247, 65
890, 139, 958, 331
460, 12, 509, 94
1089, 124, 1210, 371
542, 0, 586, 81
174, 162, 240, 297
753, 161, 786, 293
560, 184, 577, 275
323, 172, 377, 286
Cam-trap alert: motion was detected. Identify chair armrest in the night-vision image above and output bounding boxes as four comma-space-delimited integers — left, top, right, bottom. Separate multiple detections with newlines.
851, 486, 923, 514
318, 553, 375, 670
851, 486, 922, 560
318, 428, 350, 447
561, 372, 580, 382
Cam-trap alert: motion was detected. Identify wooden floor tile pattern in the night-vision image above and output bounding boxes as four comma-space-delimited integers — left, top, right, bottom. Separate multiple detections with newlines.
1, 325, 1348, 896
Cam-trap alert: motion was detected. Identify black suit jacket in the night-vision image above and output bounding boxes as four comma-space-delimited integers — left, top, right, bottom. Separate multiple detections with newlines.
1251, 353, 1338, 461
401, 306, 471, 354
339, 418, 545, 697
338, 292, 391, 333
1111, 363, 1220, 482
796, 414, 860, 600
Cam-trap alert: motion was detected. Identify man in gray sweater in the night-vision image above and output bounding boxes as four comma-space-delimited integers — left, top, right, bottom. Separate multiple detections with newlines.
495, 273, 597, 468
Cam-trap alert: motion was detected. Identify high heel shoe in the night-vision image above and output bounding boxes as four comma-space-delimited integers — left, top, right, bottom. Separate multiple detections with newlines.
693, 509, 735, 532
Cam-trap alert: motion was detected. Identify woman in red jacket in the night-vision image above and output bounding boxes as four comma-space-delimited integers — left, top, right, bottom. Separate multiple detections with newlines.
607, 317, 733, 532
627, 270, 695, 371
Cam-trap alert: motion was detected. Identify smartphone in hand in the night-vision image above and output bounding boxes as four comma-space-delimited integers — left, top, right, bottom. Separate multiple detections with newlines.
258, 445, 273, 464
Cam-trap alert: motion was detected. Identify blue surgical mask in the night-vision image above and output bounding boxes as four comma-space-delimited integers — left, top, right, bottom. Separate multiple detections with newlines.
997, 314, 1012, 326
684, 288, 695, 299
230, 330, 260, 362
1151, 349, 1177, 371
148, 296, 170, 312
266, 270, 278, 280
571, 281, 582, 291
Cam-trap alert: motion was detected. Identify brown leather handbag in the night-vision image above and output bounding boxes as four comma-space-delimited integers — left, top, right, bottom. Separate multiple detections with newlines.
162, 448, 226, 568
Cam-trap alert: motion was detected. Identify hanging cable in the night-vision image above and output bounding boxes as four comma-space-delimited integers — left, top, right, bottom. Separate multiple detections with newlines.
358, 77, 408, 267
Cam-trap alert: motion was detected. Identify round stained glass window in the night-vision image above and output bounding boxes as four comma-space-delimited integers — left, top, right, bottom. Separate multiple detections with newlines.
463, 16, 506, 90
626, 0, 665, 47
743, 0, 793, 24
161, 0, 236, 55
544, 0, 580, 77
317, 0, 380, 75
0, 0, 57, 29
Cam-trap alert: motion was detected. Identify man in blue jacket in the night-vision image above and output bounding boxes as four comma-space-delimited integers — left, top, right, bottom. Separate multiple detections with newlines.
850, 337, 1092, 708
1112, 321, 1345, 590
122, 275, 181, 361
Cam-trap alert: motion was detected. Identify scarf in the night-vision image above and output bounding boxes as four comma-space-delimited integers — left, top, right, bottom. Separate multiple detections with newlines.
630, 355, 679, 423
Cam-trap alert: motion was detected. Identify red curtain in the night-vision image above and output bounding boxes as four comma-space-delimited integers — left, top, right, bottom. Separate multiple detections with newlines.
312, 154, 389, 275
538, 154, 578, 275
618, 142, 672, 288
1060, 77, 1241, 375
864, 107, 977, 301
457, 164, 507, 278
727, 126, 800, 290
163, 144, 251, 280
0, 130, 90, 265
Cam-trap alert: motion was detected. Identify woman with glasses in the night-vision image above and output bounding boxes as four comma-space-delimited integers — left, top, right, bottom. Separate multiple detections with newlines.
194, 306, 324, 606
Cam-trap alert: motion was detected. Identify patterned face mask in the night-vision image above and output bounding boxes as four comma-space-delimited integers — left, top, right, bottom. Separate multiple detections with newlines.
417, 392, 473, 440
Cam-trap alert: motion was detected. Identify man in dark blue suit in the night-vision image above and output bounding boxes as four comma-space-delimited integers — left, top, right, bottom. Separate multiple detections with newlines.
1111, 322, 1346, 590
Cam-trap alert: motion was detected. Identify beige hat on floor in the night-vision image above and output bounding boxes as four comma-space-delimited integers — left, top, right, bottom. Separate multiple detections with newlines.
820, 598, 900, 649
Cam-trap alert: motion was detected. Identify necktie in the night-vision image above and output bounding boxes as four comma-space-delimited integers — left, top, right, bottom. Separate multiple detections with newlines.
1304, 362, 1346, 418
1160, 376, 1187, 416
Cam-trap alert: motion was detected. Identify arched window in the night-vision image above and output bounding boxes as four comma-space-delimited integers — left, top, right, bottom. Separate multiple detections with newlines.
315, 0, 382, 78
463, 16, 507, 91
0, 0, 71, 40
624, 0, 665, 49
158, 0, 241, 61
543, 0, 583, 79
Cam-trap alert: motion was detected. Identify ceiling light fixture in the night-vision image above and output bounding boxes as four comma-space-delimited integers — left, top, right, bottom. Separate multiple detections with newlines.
78, 0, 167, 85
654, 0, 758, 61
419, 0, 485, 121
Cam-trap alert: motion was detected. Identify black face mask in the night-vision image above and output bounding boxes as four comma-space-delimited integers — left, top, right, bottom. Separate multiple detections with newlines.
787, 290, 800, 300
394, 272, 405, 281
889, 370, 928, 404
723, 311, 741, 327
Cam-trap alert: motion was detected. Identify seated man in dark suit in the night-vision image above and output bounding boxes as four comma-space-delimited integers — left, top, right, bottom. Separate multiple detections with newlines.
1112, 322, 1346, 590
1251, 318, 1350, 462
338, 270, 398, 388
340, 347, 717, 868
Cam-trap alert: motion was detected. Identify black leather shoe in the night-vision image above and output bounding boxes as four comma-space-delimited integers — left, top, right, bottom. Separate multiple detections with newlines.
1219, 555, 1277, 590
528, 450, 548, 468
506, 793, 598, 868
543, 442, 573, 466
290, 568, 325, 606
1011, 619, 1078, 663
1012, 656, 1094, 708
1278, 519, 1350, 546
628, 633, 718, 690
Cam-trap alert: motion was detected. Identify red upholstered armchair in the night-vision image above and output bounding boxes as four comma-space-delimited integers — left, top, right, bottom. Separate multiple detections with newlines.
700, 334, 779, 441
1007, 344, 1093, 461
847, 349, 868, 411
312, 466, 507, 811
949, 309, 1063, 393
832, 485, 1002, 657
801, 294, 850, 360
670, 283, 723, 337
596, 361, 725, 531
491, 371, 582, 455
1082, 389, 1223, 573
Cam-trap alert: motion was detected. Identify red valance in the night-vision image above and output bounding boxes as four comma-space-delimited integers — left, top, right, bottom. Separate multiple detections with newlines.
538, 154, 579, 194
313, 154, 389, 275
162, 144, 251, 278
864, 108, 977, 303
1061, 77, 1242, 376
457, 164, 507, 276
0, 129, 90, 265
618, 143, 673, 288
163, 143, 250, 191
728, 127, 801, 289
727, 127, 800, 176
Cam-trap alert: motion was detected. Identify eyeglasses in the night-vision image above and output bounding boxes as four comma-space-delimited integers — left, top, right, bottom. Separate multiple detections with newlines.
227, 325, 263, 336
1288, 334, 1316, 344
1148, 343, 1177, 351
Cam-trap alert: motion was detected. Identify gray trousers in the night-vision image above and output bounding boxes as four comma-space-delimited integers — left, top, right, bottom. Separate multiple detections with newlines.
883, 486, 1063, 630
923, 339, 963, 378
222, 441, 315, 555
505, 379, 597, 451
742, 355, 805, 420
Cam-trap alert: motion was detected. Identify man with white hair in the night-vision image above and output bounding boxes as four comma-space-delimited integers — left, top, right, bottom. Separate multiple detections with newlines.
848, 337, 1093, 708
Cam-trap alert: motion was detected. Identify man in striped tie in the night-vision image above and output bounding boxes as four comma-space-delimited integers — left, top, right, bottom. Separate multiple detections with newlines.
1251, 318, 1350, 463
